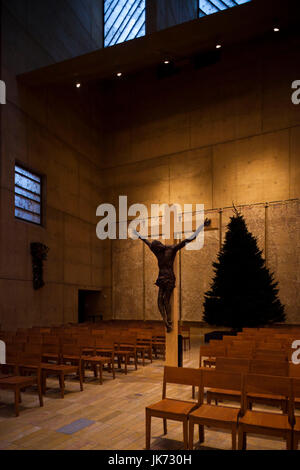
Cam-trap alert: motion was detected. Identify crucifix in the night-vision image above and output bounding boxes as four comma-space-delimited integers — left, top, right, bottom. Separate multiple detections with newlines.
134, 214, 211, 366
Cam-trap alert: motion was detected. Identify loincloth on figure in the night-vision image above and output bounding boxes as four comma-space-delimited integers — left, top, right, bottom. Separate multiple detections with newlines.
155, 274, 176, 291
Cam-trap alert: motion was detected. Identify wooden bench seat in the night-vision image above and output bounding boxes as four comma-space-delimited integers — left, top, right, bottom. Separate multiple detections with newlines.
0, 375, 43, 417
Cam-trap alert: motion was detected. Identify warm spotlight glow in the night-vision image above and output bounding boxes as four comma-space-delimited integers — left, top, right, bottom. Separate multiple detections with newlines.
274, 27, 280, 32
216, 44, 222, 49
76, 83, 81, 88
164, 60, 170, 65
117, 72, 122, 77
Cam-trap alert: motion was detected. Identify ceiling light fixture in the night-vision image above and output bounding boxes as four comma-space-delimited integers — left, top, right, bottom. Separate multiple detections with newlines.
76, 83, 81, 88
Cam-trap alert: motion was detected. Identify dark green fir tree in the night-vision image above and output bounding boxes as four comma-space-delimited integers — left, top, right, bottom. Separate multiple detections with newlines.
203, 208, 285, 329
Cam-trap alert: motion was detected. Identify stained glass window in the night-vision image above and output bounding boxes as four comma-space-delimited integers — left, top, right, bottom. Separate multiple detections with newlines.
104, 0, 146, 47
199, 0, 251, 18
15, 165, 42, 225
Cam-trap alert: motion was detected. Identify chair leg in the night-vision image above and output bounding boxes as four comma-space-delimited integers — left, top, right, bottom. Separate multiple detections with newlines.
163, 419, 167, 435
287, 431, 293, 451
199, 424, 205, 444
99, 363, 103, 385
15, 387, 20, 417
135, 353, 138, 371
112, 360, 115, 380
37, 375, 44, 407
60, 372, 65, 399
232, 425, 237, 450
207, 393, 211, 405
79, 364, 83, 391
293, 434, 298, 451
238, 428, 247, 450
42, 371, 47, 395
192, 386, 195, 399
183, 420, 188, 450
189, 419, 194, 450
146, 410, 151, 450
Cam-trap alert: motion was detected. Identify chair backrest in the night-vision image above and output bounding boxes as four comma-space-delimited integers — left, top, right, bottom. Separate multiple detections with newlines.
250, 359, 288, 377
241, 374, 292, 417
42, 335, 60, 345
42, 343, 60, 354
62, 344, 81, 356
163, 366, 202, 404
215, 357, 250, 373
20, 352, 42, 366
24, 344, 42, 355
201, 369, 243, 405
226, 347, 252, 359
289, 364, 300, 378
199, 345, 226, 367
253, 350, 287, 362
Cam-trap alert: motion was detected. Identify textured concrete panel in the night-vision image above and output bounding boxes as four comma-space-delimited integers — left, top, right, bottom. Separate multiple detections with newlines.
267, 200, 300, 324
181, 212, 220, 322
290, 127, 300, 200
169, 147, 213, 208
213, 130, 290, 208
112, 239, 144, 320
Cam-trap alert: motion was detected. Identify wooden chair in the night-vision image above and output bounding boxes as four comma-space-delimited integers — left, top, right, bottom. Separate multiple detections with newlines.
238, 374, 293, 450
114, 335, 138, 374
152, 333, 166, 360
42, 339, 61, 364
289, 364, 300, 410
136, 332, 153, 366
0, 374, 43, 417
41, 362, 83, 398
291, 378, 300, 450
82, 341, 115, 385
200, 344, 226, 368
146, 367, 202, 450
189, 369, 242, 450
247, 360, 289, 412
179, 326, 191, 351
207, 357, 250, 405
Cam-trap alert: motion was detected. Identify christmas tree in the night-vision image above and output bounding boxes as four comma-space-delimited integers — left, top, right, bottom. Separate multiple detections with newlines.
203, 208, 285, 328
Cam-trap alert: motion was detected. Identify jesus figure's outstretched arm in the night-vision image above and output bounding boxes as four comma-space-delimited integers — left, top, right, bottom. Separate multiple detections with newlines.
133, 229, 152, 249
174, 218, 211, 252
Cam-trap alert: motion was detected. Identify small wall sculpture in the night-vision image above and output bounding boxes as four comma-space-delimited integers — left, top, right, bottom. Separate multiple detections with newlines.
30, 243, 49, 290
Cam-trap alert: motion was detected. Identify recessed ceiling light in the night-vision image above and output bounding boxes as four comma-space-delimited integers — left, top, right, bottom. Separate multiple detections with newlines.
274, 27, 280, 32
76, 83, 81, 88
117, 72, 122, 77
164, 60, 170, 65
216, 44, 222, 49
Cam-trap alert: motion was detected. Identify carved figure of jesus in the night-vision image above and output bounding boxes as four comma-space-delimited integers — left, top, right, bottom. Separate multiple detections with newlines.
134, 219, 211, 332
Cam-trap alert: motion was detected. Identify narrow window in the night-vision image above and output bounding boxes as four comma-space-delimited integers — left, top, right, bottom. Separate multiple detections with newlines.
15, 165, 42, 225
199, 0, 251, 18
104, 0, 146, 47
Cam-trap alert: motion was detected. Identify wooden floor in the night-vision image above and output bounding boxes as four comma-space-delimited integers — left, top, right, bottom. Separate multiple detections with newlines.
0, 333, 293, 450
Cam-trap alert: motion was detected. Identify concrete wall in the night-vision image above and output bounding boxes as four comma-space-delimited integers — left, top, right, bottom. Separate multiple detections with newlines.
99, 34, 300, 324
1, 3, 300, 328
1, 0, 104, 74
0, 1, 105, 329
